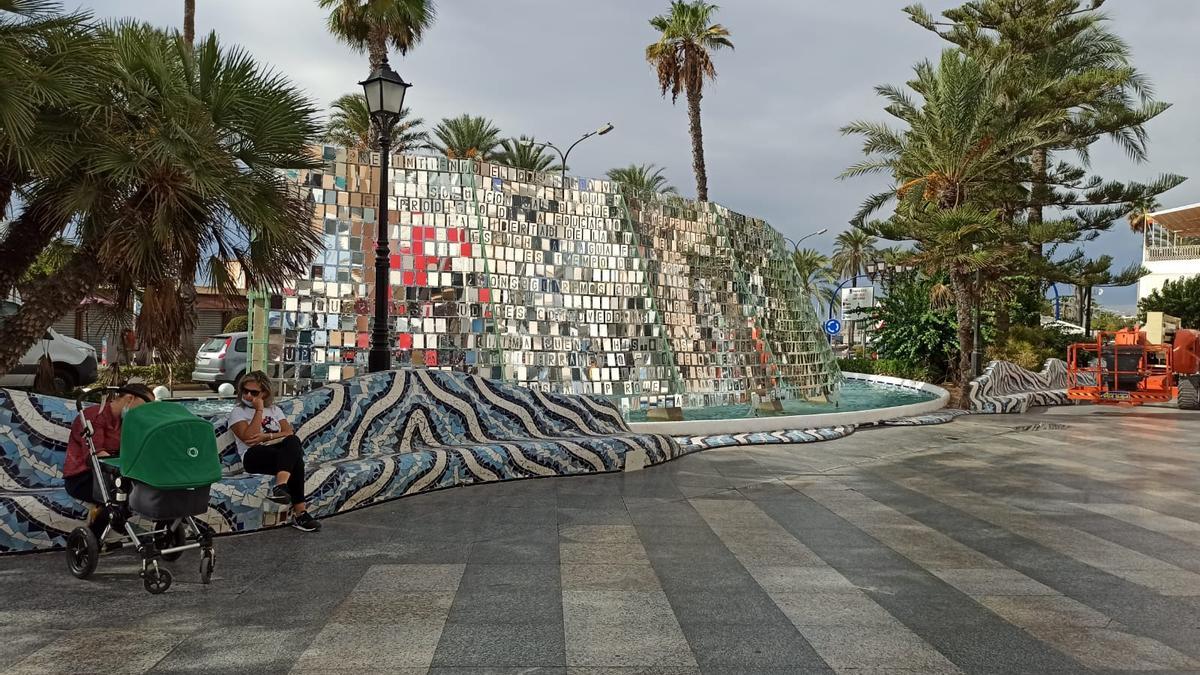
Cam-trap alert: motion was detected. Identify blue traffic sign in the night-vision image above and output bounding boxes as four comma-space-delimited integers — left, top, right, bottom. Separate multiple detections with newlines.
823, 319, 842, 336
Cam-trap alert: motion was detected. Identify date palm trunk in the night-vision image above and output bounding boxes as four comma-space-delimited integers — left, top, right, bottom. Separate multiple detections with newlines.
951, 270, 975, 409
183, 0, 195, 44
686, 84, 709, 203
0, 246, 105, 376
0, 198, 70, 303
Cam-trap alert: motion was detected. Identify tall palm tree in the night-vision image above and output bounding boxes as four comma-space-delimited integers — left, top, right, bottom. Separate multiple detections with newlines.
183, 0, 194, 44
494, 136, 562, 172
0, 23, 323, 374
606, 164, 677, 195
646, 0, 732, 202
318, 0, 435, 71
1126, 195, 1160, 234
830, 228, 877, 282
430, 115, 502, 160
324, 92, 427, 152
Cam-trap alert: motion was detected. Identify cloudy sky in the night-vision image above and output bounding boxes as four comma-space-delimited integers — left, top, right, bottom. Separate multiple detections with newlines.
89, 0, 1199, 312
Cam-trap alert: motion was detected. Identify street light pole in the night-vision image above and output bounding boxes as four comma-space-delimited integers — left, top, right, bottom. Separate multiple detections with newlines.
360, 61, 411, 374
971, 244, 983, 378
783, 228, 829, 255
536, 123, 614, 188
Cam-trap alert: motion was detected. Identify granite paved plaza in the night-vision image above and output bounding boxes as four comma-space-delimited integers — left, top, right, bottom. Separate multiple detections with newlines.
2, 406, 1199, 674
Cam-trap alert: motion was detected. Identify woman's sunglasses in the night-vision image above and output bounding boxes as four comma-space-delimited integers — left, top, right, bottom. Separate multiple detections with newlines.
241, 387, 263, 397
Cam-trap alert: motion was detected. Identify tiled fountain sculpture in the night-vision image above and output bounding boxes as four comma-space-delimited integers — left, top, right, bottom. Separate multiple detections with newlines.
0, 370, 679, 554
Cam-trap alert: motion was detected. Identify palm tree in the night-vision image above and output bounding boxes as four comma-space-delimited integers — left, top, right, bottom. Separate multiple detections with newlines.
905, 1, 1175, 242
494, 136, 563, 172
324, 92, 427, 152
830, 228, 877, 282
430, 115, 502, 160
1126, 195, 1160, 234
646, 1, 733, 202
0, 23, 323, 374
606, 164, 677, 195
842, 50, 1076, 405
791, 247, 836, 308
183, 0, 194, 44
318, 0, 435, 71
0, 1, 109, 303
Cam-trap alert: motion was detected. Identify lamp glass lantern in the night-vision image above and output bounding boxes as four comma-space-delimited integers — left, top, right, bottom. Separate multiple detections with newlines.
359, 65, 411, 120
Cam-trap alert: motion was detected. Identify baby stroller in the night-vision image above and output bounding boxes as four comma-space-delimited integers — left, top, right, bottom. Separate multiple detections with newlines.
64, 387, 223, 594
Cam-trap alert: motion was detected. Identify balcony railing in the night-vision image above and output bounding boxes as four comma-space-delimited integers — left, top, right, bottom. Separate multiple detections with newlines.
1146, 244, 1200, 262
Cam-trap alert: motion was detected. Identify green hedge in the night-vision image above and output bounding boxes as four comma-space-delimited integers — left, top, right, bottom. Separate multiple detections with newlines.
837, 358, 932, 382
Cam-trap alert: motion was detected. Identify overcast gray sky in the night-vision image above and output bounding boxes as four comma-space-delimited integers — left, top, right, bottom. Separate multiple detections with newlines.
89, 0, 1200, 312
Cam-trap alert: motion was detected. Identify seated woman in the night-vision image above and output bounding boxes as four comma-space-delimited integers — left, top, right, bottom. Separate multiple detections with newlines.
64, 383, 154, 536
227, 371, 320, 533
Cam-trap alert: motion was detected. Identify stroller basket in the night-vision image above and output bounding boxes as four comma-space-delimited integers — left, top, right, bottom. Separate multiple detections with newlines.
130, 482, 212, 521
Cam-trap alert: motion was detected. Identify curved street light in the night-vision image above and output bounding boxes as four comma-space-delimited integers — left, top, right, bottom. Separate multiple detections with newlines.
782, 228, 828, 254
535, 123, 614, 188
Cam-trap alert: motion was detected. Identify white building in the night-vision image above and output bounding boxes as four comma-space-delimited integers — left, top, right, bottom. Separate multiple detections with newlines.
1139, 202, 1200, 301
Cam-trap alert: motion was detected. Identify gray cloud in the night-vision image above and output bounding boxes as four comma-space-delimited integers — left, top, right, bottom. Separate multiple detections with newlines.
87, 0, 1199, 310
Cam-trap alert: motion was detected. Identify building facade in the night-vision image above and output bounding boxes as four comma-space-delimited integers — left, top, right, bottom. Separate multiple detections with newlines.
249, 146, 840, 412
1139, 202, 1200, 302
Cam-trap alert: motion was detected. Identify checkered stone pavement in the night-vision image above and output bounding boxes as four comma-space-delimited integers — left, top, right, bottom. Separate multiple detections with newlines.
1, 405, 1198, 674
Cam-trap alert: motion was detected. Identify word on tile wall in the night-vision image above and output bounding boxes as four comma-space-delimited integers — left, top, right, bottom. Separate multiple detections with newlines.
249, 146, 840, 411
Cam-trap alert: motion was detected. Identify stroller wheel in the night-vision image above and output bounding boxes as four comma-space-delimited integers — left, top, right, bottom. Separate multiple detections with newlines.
158, 522, 186, 562
65, 527, 99, 579
143, 561, 173, 595
199, 549, 215, 585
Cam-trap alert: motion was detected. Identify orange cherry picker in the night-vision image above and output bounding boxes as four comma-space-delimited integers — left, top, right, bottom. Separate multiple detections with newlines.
1066, 312, 1200, 409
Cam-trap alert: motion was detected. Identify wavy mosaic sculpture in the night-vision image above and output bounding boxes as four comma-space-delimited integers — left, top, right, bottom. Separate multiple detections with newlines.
968, 359, 1071, 414
0, 370, 679, 554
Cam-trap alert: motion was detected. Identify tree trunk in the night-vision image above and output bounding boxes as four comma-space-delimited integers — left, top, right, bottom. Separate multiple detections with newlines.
685, 82, 708, 203
0, 247, 104, 377
951, 271, 975, 409
0, 199, 69, 302
368, 24, 388, 72
1027, 148, 1048, 256
183, 0, 195, 45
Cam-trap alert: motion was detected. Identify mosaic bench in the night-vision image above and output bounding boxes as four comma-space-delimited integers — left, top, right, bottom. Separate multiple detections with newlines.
0, 369, 680, 554
967, 359, 1071, 414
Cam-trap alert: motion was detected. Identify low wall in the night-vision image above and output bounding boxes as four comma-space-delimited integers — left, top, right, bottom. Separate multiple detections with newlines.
967, 359, 1070, 414
0, 370, 678, 554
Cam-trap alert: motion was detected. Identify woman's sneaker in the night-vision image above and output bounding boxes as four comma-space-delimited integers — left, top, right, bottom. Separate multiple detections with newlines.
266, 484, 291, 505
290, 512, 321, 533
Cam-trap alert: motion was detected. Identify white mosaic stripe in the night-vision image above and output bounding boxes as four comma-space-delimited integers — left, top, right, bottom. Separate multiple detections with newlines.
405, 449, 449, 496
533, 390, 601, 436
342, 456, 397, 511
417, 370, 489, 444
473, 376, 546, 438
296, 383, 347, 443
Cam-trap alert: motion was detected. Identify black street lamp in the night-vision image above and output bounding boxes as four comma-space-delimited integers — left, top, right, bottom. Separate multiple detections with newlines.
865, 260, 915, 286
360, 61, 412, 373
536, 123, 614, 188
782, 228, 829, 254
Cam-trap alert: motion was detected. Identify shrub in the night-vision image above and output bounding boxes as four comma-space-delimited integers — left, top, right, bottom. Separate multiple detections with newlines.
223, 315, 248, 333
1138, 275, 1200, 328
868, 274, 957, 381
836, 358, 931, 382
988, 324, 1075, 370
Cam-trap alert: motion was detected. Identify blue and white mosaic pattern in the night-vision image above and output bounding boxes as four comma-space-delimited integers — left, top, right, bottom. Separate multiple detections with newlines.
0, 370, 679, 554
675, 426, 855, 453
968, 359, 1071, 414
881, 409, 970, 426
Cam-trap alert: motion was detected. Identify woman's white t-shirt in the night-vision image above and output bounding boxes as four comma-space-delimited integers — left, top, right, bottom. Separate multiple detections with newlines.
227, 403, 285, 459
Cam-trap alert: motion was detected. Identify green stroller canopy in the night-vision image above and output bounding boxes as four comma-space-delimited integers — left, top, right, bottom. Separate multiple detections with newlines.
117, 402, 222, 489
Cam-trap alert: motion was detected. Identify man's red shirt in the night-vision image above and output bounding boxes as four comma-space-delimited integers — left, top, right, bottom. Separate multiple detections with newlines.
64, 405, 121, 478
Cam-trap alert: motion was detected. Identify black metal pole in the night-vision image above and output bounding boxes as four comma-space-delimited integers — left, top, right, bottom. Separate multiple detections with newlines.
368, 121, 393, 373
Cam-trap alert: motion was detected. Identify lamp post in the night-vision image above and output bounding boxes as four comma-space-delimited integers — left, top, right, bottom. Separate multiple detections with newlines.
360, 61, 412, 373
783, 228, 829, 254
971, 243, 983, 378
536, 123, 614, 188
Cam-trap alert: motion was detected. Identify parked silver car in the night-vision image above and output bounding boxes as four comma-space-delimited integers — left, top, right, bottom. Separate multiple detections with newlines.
191, 332, 248, 391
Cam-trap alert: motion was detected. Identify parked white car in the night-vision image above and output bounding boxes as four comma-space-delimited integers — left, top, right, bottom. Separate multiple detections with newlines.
0, 299, 99, 394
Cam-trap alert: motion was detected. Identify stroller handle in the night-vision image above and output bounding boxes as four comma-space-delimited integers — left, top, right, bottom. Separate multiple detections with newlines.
75, 385, 155, 412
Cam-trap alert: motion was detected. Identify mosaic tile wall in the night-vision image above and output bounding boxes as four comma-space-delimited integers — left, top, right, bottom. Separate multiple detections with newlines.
254, 147, 840, 411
